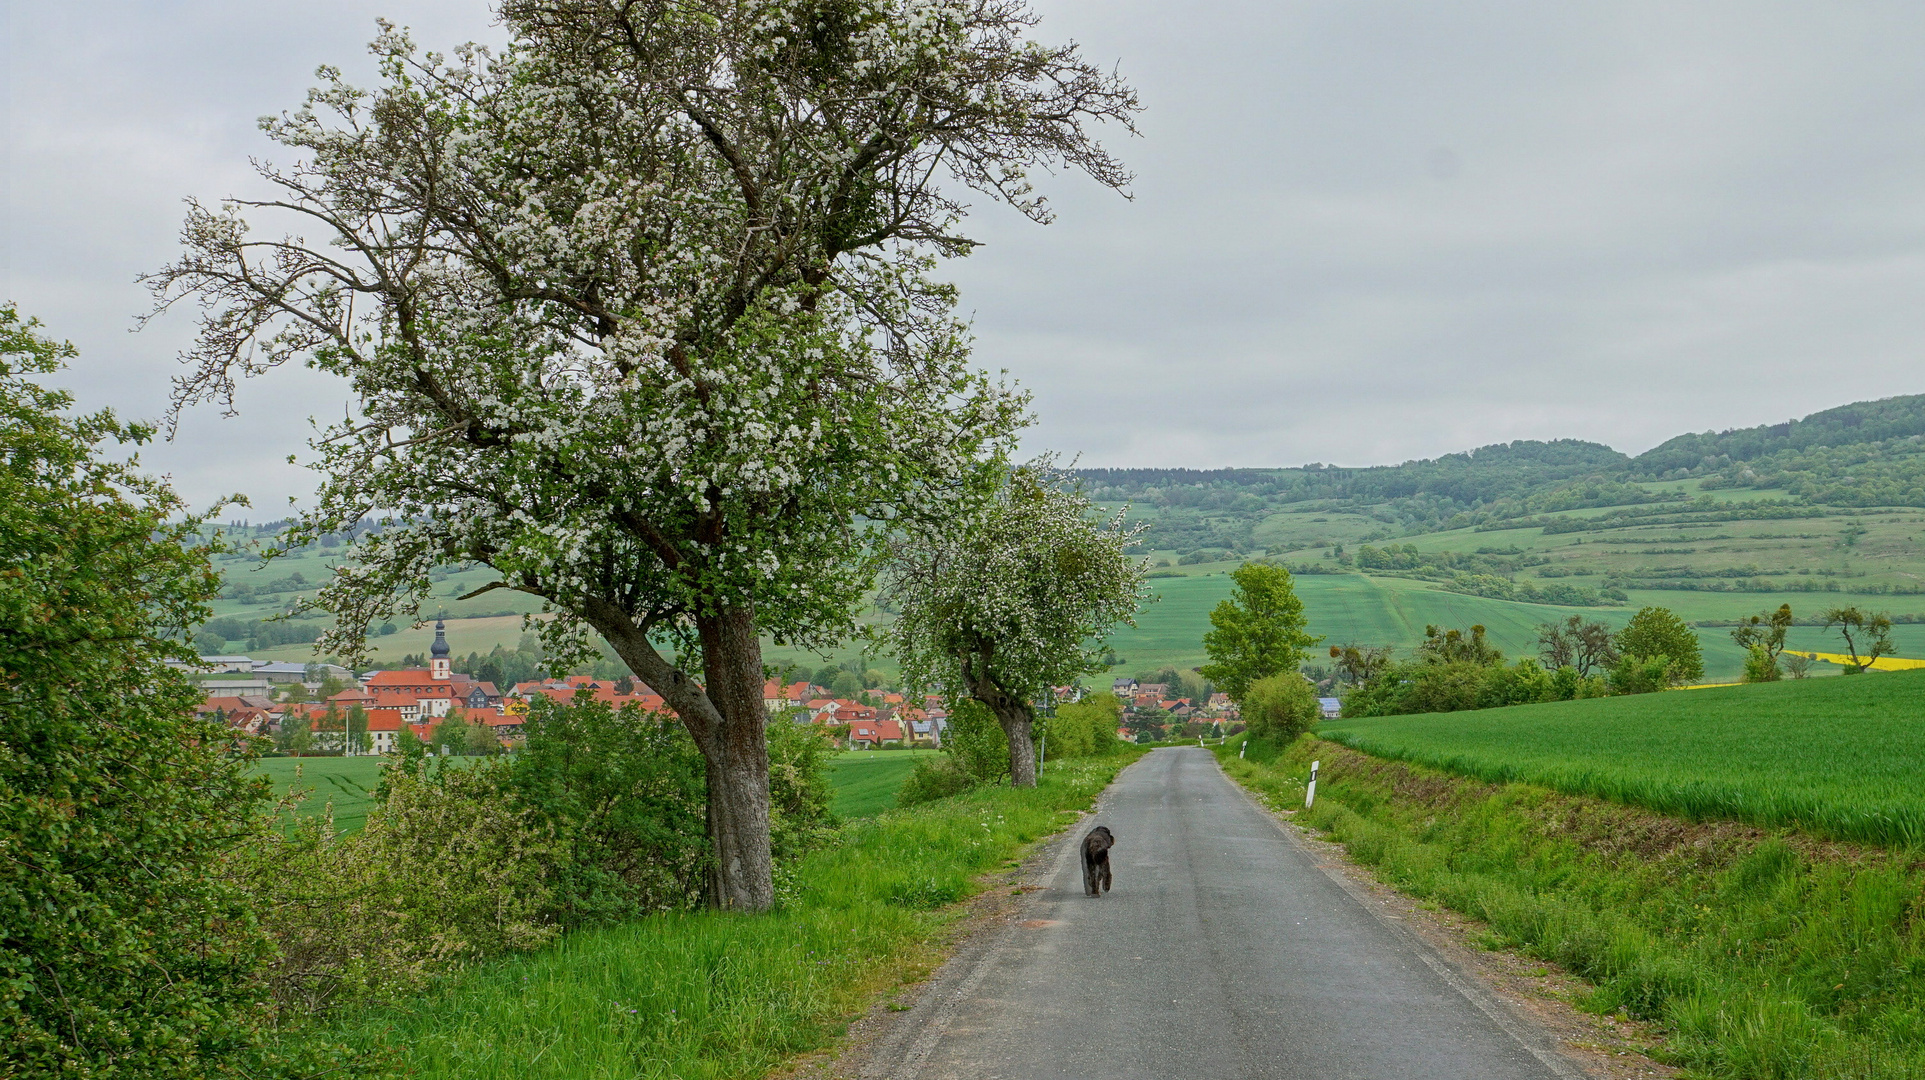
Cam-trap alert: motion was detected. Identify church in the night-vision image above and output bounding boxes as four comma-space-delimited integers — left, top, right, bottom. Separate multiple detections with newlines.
360, 619, 502, 720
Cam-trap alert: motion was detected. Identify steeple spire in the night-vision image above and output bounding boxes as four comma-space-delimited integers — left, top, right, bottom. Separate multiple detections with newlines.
430, 617, 451, 680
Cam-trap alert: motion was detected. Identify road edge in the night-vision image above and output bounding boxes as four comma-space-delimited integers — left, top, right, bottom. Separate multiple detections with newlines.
1216, 754, 1677, 1080
784, 753, 1144, 1080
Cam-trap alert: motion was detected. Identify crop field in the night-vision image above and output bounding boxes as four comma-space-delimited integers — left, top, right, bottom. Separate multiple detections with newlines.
1318, 669, 1925, 847
826, 749, 941, 818
255, 756, 393, 833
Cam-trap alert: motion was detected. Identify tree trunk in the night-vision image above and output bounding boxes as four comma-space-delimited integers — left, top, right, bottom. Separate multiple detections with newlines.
697, 604, 775, 911
593, 598, 776, 912
991, 698, 1038, 788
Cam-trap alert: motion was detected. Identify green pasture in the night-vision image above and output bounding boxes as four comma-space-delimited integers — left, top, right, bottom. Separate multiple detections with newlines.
826, 749, 942, 818
254, 756, 487, 834
1319, 668, 1925, 847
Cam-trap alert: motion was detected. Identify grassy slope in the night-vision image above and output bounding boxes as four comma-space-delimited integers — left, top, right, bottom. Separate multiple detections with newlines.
219, 486, 1925, 684
315, 752, 1141, 1080
1219, 737, 1925, 1079
1320, 669, 1925, 846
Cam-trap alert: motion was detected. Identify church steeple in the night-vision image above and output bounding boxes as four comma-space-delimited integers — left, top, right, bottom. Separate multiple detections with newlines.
430, 617, 451, 681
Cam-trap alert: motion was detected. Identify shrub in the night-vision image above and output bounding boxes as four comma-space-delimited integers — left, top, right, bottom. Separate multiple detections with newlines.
1476, 658, 1556, 708
232, 761, 564, 1015
896, 756, 975, 806
943, 699, 1010, 783
1243, 674, 1320, 741
1610, 654, 1678, 696
0, 308, 308, 1079
1742, 644, 1782, 683
1045, 692, 1123, 758
505, 698, 709, 925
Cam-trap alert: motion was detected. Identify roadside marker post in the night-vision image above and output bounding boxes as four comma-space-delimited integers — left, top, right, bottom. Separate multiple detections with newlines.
1305, 760, 1319, 808
1238, 741, 1246, 759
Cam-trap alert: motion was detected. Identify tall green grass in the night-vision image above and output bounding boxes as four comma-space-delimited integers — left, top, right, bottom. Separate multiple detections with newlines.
1321, 670, 1925, 847
309, 753, 1139, 1079
1218, 738, 1925, 1079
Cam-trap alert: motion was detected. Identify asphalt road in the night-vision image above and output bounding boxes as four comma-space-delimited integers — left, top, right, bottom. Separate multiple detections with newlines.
867, 747, 1579, 1080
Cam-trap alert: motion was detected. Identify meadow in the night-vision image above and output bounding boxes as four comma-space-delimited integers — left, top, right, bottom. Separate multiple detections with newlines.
825, 749, 942, 818
1318, 668, 1925, 847
307, 753, 1140, 1079
218, 474, 1925, 685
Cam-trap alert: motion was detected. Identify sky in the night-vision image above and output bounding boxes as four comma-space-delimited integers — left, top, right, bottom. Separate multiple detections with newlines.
8, 1, 1925, 512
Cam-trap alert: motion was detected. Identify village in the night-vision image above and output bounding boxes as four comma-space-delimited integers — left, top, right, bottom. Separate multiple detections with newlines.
182, 621, 1250, 756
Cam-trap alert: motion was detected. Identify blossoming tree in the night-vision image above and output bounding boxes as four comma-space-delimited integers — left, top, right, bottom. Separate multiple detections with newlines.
144, 0, 1138, 911
883, 461, 1148, 786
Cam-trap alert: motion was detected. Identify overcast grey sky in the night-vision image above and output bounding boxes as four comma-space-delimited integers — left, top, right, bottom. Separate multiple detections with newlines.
8, 1, 1925, 512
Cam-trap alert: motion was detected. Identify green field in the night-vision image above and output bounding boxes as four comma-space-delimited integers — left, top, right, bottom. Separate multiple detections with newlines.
255, 756, 395, 833
260, 748, 936, 833
825, 749, 941, 818
1318, 669, 1925, 847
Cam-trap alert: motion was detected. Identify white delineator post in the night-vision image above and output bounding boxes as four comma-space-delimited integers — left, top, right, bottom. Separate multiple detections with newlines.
1305, 760, 1320, 808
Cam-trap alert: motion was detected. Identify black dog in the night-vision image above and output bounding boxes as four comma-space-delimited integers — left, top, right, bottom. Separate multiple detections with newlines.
1081, 826, 1114, 896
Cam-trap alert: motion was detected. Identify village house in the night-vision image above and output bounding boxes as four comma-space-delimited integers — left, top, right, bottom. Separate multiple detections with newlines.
847, 717, 904, 748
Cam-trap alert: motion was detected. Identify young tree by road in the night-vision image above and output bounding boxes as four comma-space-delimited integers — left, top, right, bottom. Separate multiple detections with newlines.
883, 461, 1148, 787
1199, 563, 1322, 702
146, 1, 1138, 911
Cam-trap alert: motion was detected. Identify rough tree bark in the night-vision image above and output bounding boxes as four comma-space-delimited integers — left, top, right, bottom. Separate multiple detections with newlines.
594, 602, 773, 911
960, 644, 1037, 788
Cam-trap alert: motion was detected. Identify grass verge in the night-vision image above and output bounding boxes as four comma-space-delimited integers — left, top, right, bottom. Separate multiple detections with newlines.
308, 750, 1142, 1079
1321, 670, 1925, 847
1218, 734, 1925, 1079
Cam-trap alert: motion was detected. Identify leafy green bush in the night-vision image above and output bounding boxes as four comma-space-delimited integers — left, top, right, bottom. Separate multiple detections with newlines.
504, 697, 709, 924
234, 761, 565, 1015
1243, 674, 1320, 741
942, 699, 1009, 783
1615, 605, 1704, 686
1045, 692, 1123, 758
0, 307, 317, 1079
1742, 644, 1782, 683
896, 756, 975, 806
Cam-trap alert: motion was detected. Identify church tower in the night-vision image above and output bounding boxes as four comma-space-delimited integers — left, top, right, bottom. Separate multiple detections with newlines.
430, 617, 451, 681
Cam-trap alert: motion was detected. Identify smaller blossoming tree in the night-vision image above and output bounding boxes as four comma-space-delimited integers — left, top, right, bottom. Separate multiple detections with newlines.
882, 460, 1148, 786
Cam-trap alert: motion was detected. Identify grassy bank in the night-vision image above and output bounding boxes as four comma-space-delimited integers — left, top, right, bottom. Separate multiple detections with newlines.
311, 751, 1141, 1078
1219, 736, 1925, 1079
1321, 670, 1925, 847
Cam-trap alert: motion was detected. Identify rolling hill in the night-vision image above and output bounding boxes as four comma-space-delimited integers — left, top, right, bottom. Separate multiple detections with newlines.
208, 393, 1925, 684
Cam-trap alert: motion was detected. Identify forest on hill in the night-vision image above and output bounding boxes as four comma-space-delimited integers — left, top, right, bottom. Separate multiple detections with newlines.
1078, 392, 1925, 553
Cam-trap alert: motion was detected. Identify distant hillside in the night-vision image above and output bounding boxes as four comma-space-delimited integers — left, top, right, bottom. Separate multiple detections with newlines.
1078, 393, 1925, 553
1631, 393, 1925, 474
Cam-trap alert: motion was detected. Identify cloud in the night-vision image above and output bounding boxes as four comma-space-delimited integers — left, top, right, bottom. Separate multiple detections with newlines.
7, 0, 1925, 510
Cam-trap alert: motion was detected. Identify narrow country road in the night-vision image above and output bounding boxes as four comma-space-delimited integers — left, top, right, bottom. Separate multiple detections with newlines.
863, 747, 1580, 1080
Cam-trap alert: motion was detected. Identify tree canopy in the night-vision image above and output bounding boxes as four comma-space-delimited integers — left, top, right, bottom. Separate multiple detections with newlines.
1614, 606, 1704, 687
883, 460, 1147, 785
1198, 563, 1321, 701
146, 0, 1137, 909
